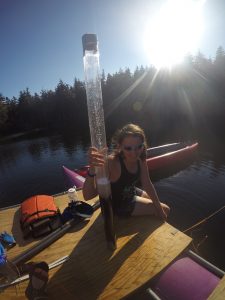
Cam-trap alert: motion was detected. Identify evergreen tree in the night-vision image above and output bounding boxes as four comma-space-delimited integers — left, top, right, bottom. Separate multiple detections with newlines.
2, 45, 225, 142
215, 46, 225, 65
0, 94, 8, 132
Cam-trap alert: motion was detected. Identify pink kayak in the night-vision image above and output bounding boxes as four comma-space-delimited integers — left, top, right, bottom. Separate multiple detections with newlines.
62, 165, 86, 189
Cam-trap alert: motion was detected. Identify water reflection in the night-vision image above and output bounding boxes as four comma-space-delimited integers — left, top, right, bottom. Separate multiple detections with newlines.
27, 141, 45, 160
0, 133, 91, 208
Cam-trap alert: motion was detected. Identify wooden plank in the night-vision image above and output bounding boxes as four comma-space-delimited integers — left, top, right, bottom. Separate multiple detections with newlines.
46, 212, 190, 300
0, 192, 191, 299
208, 275, 225, 300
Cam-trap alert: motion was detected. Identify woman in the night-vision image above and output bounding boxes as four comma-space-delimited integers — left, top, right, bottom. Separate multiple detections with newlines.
83, 124, 170, 220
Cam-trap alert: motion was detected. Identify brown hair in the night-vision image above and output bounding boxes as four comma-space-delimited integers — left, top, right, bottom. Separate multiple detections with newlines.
111, 123, 147, 160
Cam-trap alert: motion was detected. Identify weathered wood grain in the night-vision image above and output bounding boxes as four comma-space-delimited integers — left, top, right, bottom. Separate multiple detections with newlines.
208, 275, 225, 300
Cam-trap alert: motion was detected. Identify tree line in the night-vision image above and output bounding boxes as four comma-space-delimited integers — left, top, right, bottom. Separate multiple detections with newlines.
1, 46, 225, 144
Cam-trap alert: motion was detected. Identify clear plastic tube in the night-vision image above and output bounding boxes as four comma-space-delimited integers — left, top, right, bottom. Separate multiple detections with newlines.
82, 34, 116, 250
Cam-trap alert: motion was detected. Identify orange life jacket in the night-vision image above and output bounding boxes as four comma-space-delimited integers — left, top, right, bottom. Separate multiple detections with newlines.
20, 195, 58, 227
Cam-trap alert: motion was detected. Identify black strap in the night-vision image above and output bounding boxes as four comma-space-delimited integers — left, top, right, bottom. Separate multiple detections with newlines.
119, 155, 127, 173
22, 209, 58, 226
119, 155, 141, 176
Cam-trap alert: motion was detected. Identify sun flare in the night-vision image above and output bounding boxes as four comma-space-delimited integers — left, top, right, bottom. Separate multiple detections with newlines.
143, 0, 205, 69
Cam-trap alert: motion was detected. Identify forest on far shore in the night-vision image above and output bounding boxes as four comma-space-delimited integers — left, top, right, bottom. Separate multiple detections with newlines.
1, 46, 225, 145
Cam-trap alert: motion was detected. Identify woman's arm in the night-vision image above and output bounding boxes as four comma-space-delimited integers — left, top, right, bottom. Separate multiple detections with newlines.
82, 147, 105, 201
140, 160, 167, 221
83, 170, 98, 200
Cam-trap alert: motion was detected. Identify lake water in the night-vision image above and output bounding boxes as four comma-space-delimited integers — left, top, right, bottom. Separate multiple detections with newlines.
1, 132, 225, 270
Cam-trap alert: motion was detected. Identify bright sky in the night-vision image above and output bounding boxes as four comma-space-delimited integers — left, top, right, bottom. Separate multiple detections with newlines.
0, 0, 225, 98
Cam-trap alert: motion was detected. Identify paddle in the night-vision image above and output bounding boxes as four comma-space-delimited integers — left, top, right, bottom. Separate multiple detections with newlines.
82, 34, 116, 250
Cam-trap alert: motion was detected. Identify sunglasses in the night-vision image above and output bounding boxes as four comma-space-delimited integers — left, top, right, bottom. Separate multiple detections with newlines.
123, 143, 144, 151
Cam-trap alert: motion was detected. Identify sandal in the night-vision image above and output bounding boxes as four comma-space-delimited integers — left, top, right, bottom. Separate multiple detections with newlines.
25, 261, 49, 300
61, 201, 94, 223
70, 200, 94, 218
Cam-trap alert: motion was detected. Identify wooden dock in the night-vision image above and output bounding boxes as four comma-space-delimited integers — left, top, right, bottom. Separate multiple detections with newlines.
0, 191, 224, 299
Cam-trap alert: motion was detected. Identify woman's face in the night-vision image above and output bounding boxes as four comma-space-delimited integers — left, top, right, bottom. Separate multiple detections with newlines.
120, 136, 144, 161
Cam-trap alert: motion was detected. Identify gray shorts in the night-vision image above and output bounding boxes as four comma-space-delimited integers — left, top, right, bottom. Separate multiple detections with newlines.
115, 187, 144, 217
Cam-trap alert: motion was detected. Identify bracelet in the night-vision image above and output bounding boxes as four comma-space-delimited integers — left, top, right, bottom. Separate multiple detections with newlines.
87, 168, 96, 177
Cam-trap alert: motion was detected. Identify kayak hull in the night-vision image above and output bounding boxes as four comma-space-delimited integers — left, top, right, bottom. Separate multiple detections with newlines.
147, 142, 198, 171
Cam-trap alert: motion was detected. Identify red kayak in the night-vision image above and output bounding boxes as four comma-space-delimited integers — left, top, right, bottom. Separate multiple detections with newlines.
63, 142, 198, 189
146, 142, 198, 171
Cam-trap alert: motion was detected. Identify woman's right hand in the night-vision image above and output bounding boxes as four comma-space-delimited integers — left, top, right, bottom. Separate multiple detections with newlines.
88, 147, 106, 171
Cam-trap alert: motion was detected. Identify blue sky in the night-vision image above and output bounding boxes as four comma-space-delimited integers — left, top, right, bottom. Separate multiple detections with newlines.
1, 0, 225, 99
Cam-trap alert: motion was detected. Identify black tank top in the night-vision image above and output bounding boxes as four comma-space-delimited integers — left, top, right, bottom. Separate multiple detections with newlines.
111, 155, 140, 213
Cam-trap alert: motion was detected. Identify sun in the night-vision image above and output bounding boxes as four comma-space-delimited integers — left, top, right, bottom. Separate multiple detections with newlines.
143, 0, 205, 69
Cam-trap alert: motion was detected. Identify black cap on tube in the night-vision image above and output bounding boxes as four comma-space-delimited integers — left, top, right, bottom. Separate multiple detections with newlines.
82, 34, 98, 55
